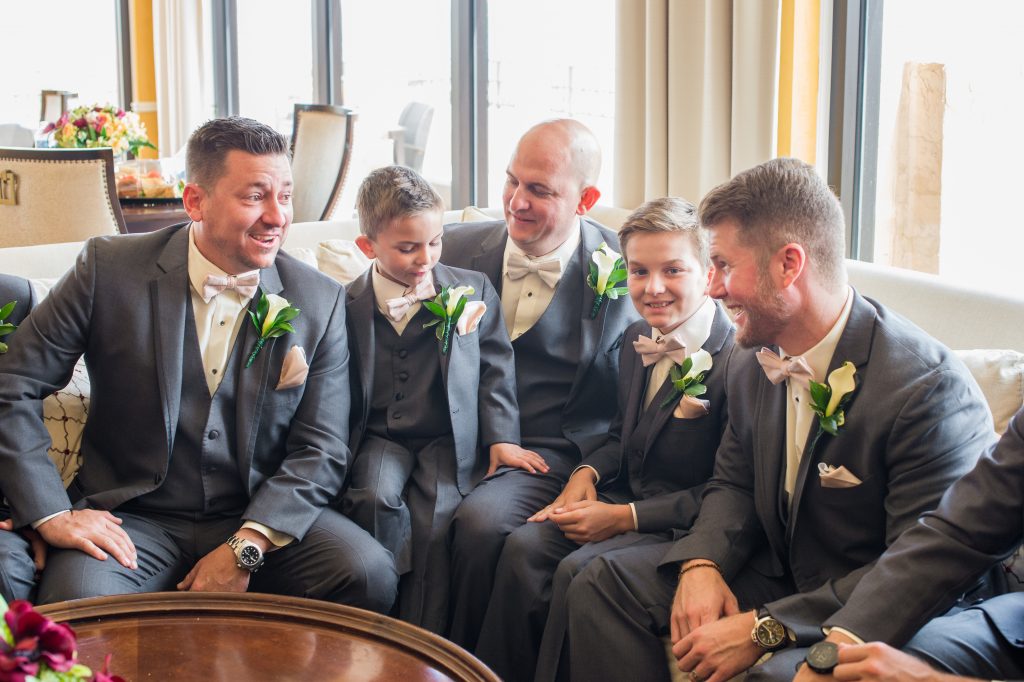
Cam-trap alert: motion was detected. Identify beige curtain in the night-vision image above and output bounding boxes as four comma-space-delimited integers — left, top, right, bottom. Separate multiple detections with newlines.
615, 0, 781, 209
152, 0, 215, 157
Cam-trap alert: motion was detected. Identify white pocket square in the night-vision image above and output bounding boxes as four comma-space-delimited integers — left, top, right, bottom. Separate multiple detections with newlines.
457, 300, 487, 336
818, 462, 863, 488
673, 395, 710, 419
276, 345, 309, 390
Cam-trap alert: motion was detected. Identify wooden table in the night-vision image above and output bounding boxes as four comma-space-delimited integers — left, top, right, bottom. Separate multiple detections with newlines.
119, 201, 189, 234
38, 592, 499, 681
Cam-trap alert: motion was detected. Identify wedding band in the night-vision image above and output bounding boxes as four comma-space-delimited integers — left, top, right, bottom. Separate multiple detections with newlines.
689, 672, 704, 682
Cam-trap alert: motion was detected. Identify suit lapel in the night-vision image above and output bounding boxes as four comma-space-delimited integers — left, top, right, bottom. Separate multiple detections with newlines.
346, 270, 377, 427
470, 226, 508, 295
787, 291, 875, 539
754, 353, 790, 552
620, 323, 652, 446
151, 227, 191, 454
566, 220, 611, 409
433, 264, 456, 383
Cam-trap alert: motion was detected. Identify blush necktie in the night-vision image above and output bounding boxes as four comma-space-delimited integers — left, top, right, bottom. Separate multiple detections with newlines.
384, 278, 437, 322
755, 348, 814, 390
633, 333, 688, 367
201, 272, 260, 303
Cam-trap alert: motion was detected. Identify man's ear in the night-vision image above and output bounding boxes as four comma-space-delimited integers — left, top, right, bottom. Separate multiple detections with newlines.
777, 242, 807, 288
576, 185, 601, 214
182, 183, 205, 222
354, 235, 377, 260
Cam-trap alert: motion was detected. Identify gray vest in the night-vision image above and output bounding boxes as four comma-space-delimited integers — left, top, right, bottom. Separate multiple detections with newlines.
126, 300, 247, 516
366, 306, 450, 440
512, 246, 584, 451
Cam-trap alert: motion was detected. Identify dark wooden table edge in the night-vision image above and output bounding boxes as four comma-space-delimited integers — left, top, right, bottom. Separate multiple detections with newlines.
38, 592, 500, 682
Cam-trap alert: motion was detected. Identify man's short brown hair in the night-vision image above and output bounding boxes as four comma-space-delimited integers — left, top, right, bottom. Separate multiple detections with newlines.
356, 165, 445, 240
618, 197, 709, 269
186, 116, 289, 190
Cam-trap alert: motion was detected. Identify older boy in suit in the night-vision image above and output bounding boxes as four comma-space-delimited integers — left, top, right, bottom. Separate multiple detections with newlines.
0, 117, 396, 609
341, 165, 532, 633
473, 197, 736, 681
565, 158, 995, 681
439, 119, 640, 647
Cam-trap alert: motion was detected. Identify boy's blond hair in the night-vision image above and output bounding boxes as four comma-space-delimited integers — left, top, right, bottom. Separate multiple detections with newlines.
617, 197, 709, 269
356, 165, 445, 240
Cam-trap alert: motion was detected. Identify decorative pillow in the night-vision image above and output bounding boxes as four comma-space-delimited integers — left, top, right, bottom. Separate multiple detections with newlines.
315, 239, 371, 285
954, 349, 1024, 435
285, 246, 319, 270
461, 206, 494, 223
43, 358, 90, 487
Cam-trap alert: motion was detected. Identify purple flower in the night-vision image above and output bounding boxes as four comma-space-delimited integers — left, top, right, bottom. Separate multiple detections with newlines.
42, 122, 56, 134
0, 601, 77, 676
0, 649, 39, 682
73, 117, 87, 129
91, 654, 125, 682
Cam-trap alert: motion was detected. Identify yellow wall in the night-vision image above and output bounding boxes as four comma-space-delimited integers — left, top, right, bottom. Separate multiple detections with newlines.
129, 0, 159, 159
777, 0, 820, 163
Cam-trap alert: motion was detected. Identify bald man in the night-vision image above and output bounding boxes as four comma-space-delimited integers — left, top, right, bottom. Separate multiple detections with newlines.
440, 120, 640, 652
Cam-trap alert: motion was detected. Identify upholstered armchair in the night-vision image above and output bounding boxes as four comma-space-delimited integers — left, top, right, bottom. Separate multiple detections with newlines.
290, 104, 357, 223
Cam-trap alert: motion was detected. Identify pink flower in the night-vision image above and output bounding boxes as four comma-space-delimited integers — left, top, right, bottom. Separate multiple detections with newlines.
93, 115, 107, 133
73, 117, 87, 129
0, 651, 39, 682
0, 601, 77, 676
115, 109, 126, 118
90, 654, 125, 682
42, 122, 56, 134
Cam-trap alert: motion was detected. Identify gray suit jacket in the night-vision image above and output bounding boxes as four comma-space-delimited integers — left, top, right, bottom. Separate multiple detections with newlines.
0, 224, 352, 540
828, 408, 1024, 648
345, 262, 520, 494
583, 304, 735, 533
0, 273, 35, 327
661, 290, 996, 643
440, 217, 640, 458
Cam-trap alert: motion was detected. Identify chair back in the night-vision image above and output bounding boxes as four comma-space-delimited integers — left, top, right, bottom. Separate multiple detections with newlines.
0, 147, 126, 248
0, 125, 34, 148
290, 104, 356, 223
391, 102, 434, 172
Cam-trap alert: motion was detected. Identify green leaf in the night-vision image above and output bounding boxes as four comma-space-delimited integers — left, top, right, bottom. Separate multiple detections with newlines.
274, 306, 300, 325
684, 383, 707, 397
422, 318, 441, 329
423, 300, 446, 318
820, 415, 839, 436
0, 301, 15, 320
439, 287, 450, 308
451, 294, 468, 322
248, 310, 261, 332
256, 291, 269, 321
660, 388, 683, 409
809, 381, 830, 411
680, 356, 693, 376
606, 286, 629, 298
669, 365, 683, 382
0, 323, 16, 336
434, 324, 445, 342
0, 341, 7, 354
588, 260, 598, 282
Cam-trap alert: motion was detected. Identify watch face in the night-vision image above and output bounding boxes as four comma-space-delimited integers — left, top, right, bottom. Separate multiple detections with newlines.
756, 619, 787, 648
239, 545, 262, 567
807, 641, 839, 673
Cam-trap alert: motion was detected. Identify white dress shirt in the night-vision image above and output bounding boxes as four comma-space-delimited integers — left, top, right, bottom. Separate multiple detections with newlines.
780, 286, 855, 505
642, 296, 717, 410
371, 263, 435, 335
500, 218, 582, 340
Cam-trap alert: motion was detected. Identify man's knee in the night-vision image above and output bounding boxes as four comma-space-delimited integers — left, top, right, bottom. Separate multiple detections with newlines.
0, 534, 36, 602
745, 647, 807, 682
344, 540, 399, 614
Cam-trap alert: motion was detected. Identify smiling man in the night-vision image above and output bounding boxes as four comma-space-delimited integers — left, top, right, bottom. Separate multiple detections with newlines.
0, 117, 396, 610
439, 119, 640, 652
563, 157, 996, 682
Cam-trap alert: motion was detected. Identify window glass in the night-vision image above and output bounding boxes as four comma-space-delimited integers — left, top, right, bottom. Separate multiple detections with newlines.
868, 0, 1024, 290
485, 0, 616, 208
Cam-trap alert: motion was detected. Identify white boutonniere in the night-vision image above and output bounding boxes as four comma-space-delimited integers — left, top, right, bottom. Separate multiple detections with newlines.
806, 361, 857, 450
0, 300, 16, 354
423, 284, 474, 354
246, 292, 300, 368
586, 242, 627, 319
660, 349, 713, 408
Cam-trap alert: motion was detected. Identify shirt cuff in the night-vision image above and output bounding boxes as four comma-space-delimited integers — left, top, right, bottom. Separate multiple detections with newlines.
628, 502, 639, 531
241, 521, 294, 549
823, 626, 865, 644
571, 464, 600, 484
31, 509, 70, 530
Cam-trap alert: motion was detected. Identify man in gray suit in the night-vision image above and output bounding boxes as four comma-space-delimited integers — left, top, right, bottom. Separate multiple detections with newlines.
439, 119, 640, 647
0, 273, 42, 602
790, 407, 1024, 681
565, 158, 995, 681
0, 117, 397, 609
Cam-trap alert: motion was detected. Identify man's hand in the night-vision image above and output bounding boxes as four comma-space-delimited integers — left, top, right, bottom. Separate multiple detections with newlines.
529, 468, 597, 523
793, 632, 858, 682
670, 561, 738, 641
0, 518, 47, 573
792, 641, 976, 682
549, 501, 633, 543
673, 610, 760, 682
36, 509, 137, 569
177, 528, 270, 593
487, 443, 549, 476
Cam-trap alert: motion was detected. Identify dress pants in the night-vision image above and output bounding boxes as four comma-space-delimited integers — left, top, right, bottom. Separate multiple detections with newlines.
0, 523, 36, 603
342, 433, 461, 634
447, 445, 579, 650
36, 507, 398, 612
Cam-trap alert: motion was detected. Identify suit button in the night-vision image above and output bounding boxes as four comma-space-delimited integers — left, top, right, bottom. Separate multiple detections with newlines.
398, 349, 408, 359
153, 474, 162, 484
208, 430, 220, 440
398, 372, 409, 382
393, 412, 403, 419
395, 392, 404, 401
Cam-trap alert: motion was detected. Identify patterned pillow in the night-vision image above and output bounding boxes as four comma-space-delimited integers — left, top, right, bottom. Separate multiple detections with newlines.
43, 359, 90, 487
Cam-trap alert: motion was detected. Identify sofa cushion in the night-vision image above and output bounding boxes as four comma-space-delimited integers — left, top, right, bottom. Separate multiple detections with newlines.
315, 240, 371, 285
955, 349, 1024, 435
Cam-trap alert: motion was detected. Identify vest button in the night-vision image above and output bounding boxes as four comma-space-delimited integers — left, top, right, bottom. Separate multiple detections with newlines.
395, 392, 404, 401
398, 372, 409, 382
393, 411, 403, 419
397, 349, 408, 359
208, 430, 220, 440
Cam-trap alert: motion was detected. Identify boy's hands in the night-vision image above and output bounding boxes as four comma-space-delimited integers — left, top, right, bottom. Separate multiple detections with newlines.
487, 443, 549, 476
529, 467, 598, 523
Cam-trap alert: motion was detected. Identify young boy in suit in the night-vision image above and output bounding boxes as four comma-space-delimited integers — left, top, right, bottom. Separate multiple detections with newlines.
341, 165, 541, 633
473, 197, 736, 682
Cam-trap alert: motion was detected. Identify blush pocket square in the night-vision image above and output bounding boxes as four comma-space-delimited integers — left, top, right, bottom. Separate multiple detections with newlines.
818, 462, 863, 488
457, 301, 487, 336
276, 345, 309, 390
673, 396, 710, 419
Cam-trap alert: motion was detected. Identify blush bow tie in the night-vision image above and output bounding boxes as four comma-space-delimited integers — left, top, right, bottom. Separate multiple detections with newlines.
633, 333, 688, 367
202, 272, 260, 303
384, 278, 437, 322
506, 252, 562, 288
755, 348, 814, 390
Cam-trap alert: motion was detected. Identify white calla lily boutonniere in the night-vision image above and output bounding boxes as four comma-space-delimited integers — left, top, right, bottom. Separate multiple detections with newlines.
661, 349, 713, 408
806, 361, 857, 450
423, 284, 475, 354
0, 300, 16, 354
586, 242, 627, 319
246, 292, 300, 368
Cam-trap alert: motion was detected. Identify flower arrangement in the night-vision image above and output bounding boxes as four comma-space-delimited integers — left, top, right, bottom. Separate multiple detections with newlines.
0, 596, 123, 682
43, 104, 155, 158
